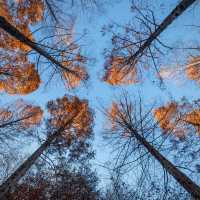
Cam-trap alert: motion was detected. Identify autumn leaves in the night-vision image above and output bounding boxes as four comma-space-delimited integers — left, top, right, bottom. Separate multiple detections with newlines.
47, 96, 93, 143
0, 3, 93, 196
107, 98, 200, 140
186, 56, 200, 84
0, 96, 92, 146
1, 0, 200, 198
103, 56, 138, 85
0, 0, 42, 94
102, 0, 199, 87
0, 0, 88, 94
0, 96, 93, 199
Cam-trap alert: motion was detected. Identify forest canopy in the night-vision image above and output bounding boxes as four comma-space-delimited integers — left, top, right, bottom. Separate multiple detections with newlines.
1, 0, 200, 199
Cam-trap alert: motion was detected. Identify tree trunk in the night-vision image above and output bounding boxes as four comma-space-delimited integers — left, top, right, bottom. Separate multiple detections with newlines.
0, 113, 76, 199
131, 128, 200, 199
0, 16, 79, 78
128, 0, 196, 63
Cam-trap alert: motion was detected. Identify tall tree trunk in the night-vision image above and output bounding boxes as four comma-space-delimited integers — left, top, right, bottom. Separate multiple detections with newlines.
0, 113, 77, 199
128, 0, 196, 63
130, 126, 200, 199
0, 16, 79, 78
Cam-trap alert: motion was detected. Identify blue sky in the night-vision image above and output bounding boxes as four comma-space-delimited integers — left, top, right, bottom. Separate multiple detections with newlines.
2, 0, 200, 187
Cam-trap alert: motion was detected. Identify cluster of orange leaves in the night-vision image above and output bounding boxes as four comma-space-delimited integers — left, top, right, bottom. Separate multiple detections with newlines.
0, 99, 43, 129
108, 99, 200, 139
61, 53, 88, 88
154, 101, 200, 138
47, 96, 93, 144
0, 0, 44, 94
108, 102, 120, 130
186, 56, 200, 84
16, 0, 44, 25
1, 0, 88, 92
103, 56, 137, 85
154, 102, 178, 133
0, 109, 12, 123
0, 0, 43, 51
108, 102, 132, 137
184, 109, 200, 134
17, 103, 43, 128
0, 64, 40, 94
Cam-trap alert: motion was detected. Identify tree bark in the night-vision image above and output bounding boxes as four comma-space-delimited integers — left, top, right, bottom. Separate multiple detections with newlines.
131, 127, 200, 199
0, 113, 77, 199
0, 16, 80, 78
128, 0, 197, 63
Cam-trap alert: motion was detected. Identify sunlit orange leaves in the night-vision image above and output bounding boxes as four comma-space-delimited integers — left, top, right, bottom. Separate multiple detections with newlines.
16, 0, 44, 25
103, 56, 137, 85
47, 96, 93, 142
0, 0, 35, 52
62, 61, 88, 89
0, 109, 12, 123
107, 101, 132, 138
0, 0, 11, 21
60, 45, 88, 88
0, 64, 41, 95
154, 102, 189, 139
186, 56, 200, 84
154, 100, 200, 138
154, 102, 178, 133
0, 0, 45, 95
1, 0, 88, 93
184, 109, 200, 135
17, 103, 43, 128
55, 25, 89, 89
108, 102, 120, 130
0, 99, 43, 129
0, 80, 4, 91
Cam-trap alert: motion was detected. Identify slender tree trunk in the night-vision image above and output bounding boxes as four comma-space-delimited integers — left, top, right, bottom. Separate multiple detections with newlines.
0, 113, 76, 199
130, 127, 200, 199
128, 0, 196, 63
0, 16, 79, 78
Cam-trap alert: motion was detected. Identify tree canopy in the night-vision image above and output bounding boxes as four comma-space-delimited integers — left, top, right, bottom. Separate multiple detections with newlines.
1, 0, 200, 199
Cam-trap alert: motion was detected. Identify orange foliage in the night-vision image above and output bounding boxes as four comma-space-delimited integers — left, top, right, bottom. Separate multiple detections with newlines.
62, 65, 88, 88
0, 0, 45, 95
47, 96, 93, 141
61, 53, 88, 88
18, 104, 43, 128
16, 0, 44, 25
0, 0, 12, 21
0, 24, 33, 52
1, 0, 87, 92
103, 56, 137, 85
56, 26, 88, 89
184, 109, 200, 135
154, 102, 178, 132
107, 102, 130, 136
0, 64, 41, 95
0, 109, 12, 122
0, 80, 4, 91
186, 56, 200, 84
0, 0, 36, 52
0, 99, 43, 128
108, 102, 120, 130
155, 101, 200, 138
154, 102, 188, 139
